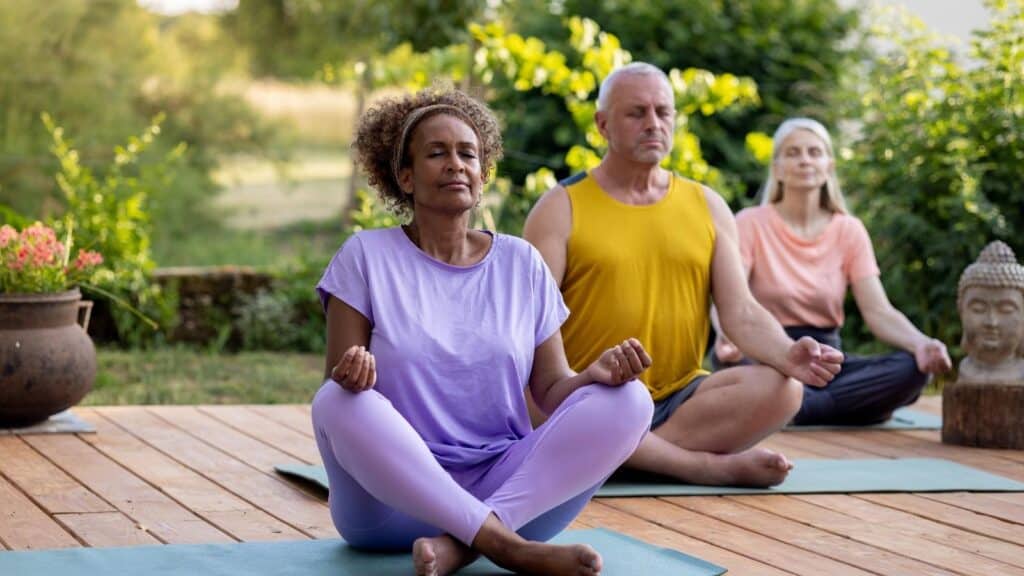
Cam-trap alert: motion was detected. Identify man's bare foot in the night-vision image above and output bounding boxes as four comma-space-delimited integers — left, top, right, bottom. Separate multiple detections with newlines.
413, 534, 476, 576
712, 447, 792, 487
489, 541, 602, 576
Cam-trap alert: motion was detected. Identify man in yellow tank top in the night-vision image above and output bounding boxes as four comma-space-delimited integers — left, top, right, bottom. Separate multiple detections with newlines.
524, 63, 844, 487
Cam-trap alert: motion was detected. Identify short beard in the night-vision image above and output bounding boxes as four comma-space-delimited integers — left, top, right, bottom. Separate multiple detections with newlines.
631, 147, 668, 165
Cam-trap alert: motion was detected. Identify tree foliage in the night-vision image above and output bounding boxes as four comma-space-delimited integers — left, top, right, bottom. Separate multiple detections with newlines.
0, 0, 276, 263
329, 17, 760, 233
469, 17, 760, 230
500, 0, 862, 201
840, 0, 1024, 355
224, 0, 485, 79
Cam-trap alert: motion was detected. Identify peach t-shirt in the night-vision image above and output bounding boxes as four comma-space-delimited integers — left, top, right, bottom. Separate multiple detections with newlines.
736, 205, 880, 328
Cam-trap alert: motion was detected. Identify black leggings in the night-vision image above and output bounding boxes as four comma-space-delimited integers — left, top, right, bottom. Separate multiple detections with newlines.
714, 326, 928, 426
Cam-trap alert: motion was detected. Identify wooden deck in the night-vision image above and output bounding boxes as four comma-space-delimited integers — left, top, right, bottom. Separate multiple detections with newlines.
2, 395, 1023, 575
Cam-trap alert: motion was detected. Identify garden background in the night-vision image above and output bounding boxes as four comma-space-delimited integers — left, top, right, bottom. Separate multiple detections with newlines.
1, 0, 1021, 404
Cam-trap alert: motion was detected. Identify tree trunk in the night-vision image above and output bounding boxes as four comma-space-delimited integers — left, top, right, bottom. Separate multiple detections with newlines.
343, 60, 372, 225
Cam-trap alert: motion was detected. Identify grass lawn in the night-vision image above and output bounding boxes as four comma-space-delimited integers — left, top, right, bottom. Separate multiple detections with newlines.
86, 347, 325, 406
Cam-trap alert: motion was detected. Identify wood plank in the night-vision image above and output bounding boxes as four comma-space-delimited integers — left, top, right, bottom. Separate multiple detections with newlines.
735, 494, 1024, 576
0, 474, 80, 550
578, 500, 794, 576
899, 430, 1024, 464
921, 493, 1024, 524
95, 406, 335, 539
0, 436, 112, 514
797, 430, 1024, 481
755, 436, 822, 459
971, 492, 1024, 506
198, 405, 321, 464
768, 431, 886, 458
668, 496, 956, 576
245, 405, 314, 438
146, 406, 308, 474
21, 432, 230, 545
857, 493, 1024, 546
881, 430, 1024, 476
78, 409, 303, 543
792, 494, 1024, 569
54, 511, 160, 547
608, 497, 875, 576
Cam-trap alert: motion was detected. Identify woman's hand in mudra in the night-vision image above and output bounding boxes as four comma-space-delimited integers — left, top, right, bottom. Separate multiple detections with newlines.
585, 338, 652, 386
332, 345, 377, 392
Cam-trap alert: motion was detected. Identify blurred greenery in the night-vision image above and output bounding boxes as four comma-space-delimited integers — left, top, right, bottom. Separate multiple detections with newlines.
0, 0, 1019, 369
497, 0, 862, 201
0, 0, 282, 268
44, 114, 178, 346
224, 0, 485, 79
838, 0, 1024, 360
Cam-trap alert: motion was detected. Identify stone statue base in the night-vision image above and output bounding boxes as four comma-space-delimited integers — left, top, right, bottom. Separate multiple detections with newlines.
942, 380, 1024, 449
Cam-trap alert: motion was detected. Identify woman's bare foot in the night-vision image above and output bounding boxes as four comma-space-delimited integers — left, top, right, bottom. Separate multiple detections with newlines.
712, 447, 792, 487
413, 534, 476, 576
471, 515, 602, 575
490, 541, 602, 576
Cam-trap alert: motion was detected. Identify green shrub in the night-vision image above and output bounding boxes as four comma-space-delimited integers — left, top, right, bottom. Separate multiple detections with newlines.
499, 0, 862, 201
234, 250, 337, 353
839, 1, 1024, 357
44, 113, 178, 346
0, 0, 281, 269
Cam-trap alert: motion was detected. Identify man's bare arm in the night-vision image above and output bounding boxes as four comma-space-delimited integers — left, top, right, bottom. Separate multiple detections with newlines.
522, 185, 572, 286
704, 188, 794, 367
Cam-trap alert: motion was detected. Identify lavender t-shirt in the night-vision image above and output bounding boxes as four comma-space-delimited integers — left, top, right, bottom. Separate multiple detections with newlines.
316, 227, 569, 471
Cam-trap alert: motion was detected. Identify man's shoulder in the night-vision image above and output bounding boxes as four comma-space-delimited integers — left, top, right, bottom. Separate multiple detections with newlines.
523, 181, 572, 242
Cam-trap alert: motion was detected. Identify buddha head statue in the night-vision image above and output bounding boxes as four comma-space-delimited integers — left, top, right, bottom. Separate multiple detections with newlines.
957, 241, 1024, 379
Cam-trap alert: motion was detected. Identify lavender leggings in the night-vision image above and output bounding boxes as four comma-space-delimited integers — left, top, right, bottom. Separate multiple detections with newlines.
311, 379, 652, 550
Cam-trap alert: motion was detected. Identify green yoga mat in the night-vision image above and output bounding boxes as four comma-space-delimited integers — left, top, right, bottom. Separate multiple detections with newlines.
595, 457, 1024, 497
277, 458, 1024, 498
0, 528, 726, 576
276, 462, 329, 491
784, 407, 941, 431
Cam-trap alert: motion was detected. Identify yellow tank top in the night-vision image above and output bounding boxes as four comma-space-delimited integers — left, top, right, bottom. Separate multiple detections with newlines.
561, 172, 715, 401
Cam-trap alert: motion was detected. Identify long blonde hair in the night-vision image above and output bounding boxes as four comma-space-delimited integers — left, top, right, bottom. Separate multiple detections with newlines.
760, 117, 848, 214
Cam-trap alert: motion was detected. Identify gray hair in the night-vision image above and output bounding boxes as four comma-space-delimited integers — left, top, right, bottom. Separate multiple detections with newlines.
760, 117, 848, 214
596, 62, 672, 112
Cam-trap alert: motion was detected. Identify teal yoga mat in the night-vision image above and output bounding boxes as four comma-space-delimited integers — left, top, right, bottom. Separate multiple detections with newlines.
0, 528, 726, 576
276, 462, 328, 491
595, 457, 1024, 497
276, 458, 1024, 498
784, 407, 941, 431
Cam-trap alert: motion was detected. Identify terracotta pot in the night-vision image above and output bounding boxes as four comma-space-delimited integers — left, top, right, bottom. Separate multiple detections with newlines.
0, 289, 96, 427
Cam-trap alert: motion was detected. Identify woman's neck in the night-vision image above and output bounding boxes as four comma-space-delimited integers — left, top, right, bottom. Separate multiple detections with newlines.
405, 212, 486, 266
774, 189, 831, 238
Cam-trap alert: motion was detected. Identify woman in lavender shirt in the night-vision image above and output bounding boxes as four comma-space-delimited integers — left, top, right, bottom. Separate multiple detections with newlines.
312, 88, 654, 576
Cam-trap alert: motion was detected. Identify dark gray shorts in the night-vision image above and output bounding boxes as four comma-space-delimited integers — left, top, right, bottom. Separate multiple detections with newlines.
650, 375, 707, 429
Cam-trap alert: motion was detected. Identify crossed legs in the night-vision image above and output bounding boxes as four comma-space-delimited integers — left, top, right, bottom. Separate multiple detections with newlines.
625, 365, 803, 486
311, 379, 652, 575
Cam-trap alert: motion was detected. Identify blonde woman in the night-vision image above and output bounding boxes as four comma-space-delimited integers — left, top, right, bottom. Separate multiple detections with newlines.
714, 118, 951, 425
